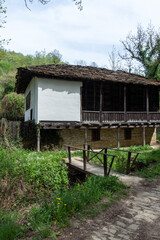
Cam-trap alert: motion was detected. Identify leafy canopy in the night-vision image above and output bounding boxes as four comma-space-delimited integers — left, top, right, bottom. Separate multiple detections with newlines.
120, 24, 160, 79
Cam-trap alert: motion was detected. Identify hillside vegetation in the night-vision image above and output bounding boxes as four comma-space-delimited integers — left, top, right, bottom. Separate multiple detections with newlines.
0, 49, 64, 119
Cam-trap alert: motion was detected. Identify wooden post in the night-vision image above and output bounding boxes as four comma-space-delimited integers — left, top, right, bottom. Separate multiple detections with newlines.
146, 87, 149, 121
126, 151, 131, 175
143, 127, 146, 146
117, 127, 120, 148
83, 149, 87, 171
37, 126, 40, 152
84, 127, 88, 149
103, 148, 107, 176
124, 86, 127, 122
80, 86, 82, 122
68, 146, 71, 164
87, 145, 90, 162
100, 82, 103, 123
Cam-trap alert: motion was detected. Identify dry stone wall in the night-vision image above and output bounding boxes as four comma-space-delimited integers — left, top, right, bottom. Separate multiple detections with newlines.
59, 127, 156, 148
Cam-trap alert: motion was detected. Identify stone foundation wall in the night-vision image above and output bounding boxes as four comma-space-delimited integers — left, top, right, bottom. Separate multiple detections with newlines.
59, 127, 157, 148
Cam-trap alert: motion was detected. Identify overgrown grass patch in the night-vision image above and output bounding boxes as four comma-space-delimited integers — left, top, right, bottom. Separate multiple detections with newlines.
0, 211, 24, 240
0, 147, 128, 239
0, 148, 68, 209
135, 148, 160, 178
27, 175, 127, 229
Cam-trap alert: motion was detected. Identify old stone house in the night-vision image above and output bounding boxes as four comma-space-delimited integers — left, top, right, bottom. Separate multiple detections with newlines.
15, 64, 160, 149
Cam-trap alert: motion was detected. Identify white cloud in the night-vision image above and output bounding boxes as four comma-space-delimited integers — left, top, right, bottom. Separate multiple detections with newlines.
2, 0, 160, 65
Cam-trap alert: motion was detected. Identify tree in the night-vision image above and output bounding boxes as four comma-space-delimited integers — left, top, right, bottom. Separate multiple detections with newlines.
25, 0, 83, 11
1, 92, 25, 120
108, 45, 121, 71
120, 24, 160, 79
0, 0, 9, 59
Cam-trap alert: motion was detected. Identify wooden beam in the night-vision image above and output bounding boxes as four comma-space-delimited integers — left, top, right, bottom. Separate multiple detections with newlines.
80, 86, 82, 122
146, 87, 149, 121
84, 127, 88, 149
117, 127, 120, 148
124, 86, 127, 122
143, 126, 146, 146
100, 82, 103, 123
37, 126, 40, 152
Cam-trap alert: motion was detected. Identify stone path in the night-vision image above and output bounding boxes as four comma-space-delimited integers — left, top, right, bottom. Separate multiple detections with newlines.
59, 175, 160, 240
89, 179, 160, 240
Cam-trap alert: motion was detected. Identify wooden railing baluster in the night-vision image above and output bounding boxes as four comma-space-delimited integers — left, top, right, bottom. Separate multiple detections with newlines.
126, 151, 131, 175
68, 146, 71, 164
83, 149, 86, 171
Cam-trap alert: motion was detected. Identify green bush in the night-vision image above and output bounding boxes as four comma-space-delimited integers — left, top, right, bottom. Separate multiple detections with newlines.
137, 163, 160, 178
0, 148, 69, 193
1, 92, 24, 120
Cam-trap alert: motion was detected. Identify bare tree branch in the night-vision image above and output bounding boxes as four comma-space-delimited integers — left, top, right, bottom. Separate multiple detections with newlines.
119, 23, 160, 79
24, 0, 83, 11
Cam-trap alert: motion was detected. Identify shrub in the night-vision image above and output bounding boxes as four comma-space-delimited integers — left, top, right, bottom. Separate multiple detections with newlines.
0, 148, 69, 193
1, 92, 24, 120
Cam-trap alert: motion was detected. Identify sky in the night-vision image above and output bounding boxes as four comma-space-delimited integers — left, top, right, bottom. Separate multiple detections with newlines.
1, 0, 160, 67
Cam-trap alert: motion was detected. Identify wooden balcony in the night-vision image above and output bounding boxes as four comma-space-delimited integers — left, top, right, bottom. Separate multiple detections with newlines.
82, 111, 160, 123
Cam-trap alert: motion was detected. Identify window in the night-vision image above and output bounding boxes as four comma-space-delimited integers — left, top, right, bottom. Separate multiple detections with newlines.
124, 128, 132, 140
92, 129, 100, 141
26, 91, 31, 110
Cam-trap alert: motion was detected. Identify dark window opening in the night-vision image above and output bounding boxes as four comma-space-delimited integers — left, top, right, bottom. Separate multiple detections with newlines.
26, 91, 31, 110
124, 128, 132, 140
92, 129, 100, 141
102, 82, 124, 111
30, 109, 33, 120
149, 87, 159, 112
82, 82, 100, 111
126, 85, 146, 111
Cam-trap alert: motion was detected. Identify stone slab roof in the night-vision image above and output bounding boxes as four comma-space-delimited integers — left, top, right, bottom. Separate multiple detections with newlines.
15, 64, 160, 93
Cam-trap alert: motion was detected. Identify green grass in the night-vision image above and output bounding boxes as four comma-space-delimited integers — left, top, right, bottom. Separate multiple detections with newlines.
135, 148, 160, 178
0, 148, 69, 209
0, 147, 128, 239
0, 212, 24, 240
27, 175, 127, 231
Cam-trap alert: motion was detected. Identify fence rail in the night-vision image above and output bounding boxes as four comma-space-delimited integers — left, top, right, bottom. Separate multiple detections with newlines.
64, 145, 116, 176
82, 111, 160, 123
65, 145, 140, 176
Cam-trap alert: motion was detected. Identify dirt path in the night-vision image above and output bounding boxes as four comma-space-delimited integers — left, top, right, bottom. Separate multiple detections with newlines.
58, 176, 160, 240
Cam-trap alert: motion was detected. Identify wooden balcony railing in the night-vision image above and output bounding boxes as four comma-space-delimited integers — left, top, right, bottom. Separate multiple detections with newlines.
82, 111, 160, 123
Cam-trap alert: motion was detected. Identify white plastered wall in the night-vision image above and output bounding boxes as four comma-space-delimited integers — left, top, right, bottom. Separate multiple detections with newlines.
24, 77, 38, 123
37, 78, 82, 122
